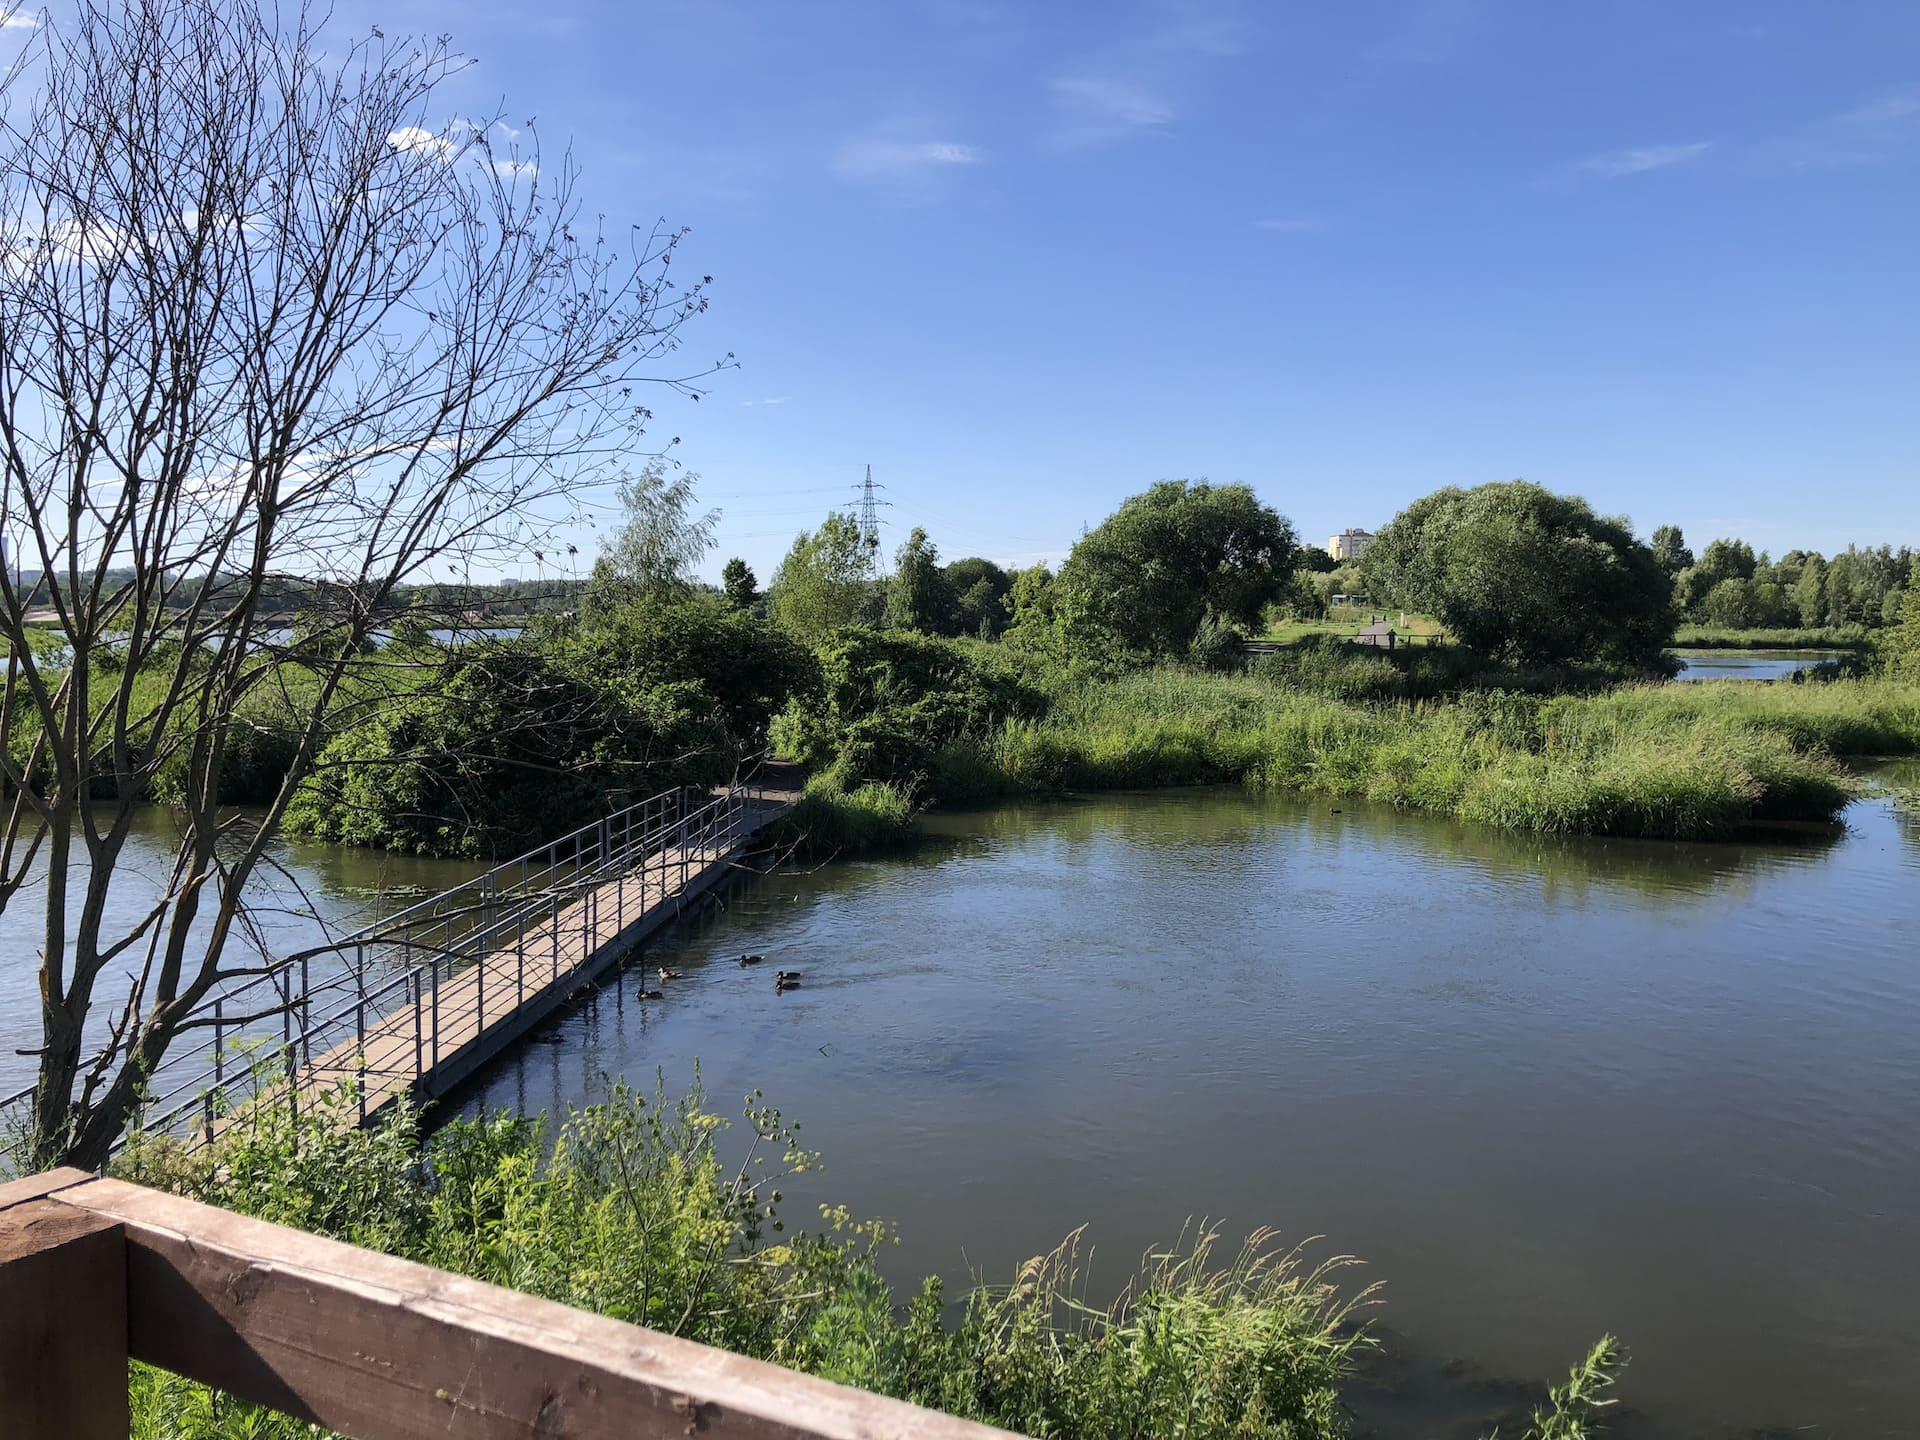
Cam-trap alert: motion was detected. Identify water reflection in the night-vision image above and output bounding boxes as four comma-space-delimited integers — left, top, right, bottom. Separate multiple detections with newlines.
458, 785, 1920, 1440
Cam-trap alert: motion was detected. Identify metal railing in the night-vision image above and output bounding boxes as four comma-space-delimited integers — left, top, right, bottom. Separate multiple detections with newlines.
2, 763, 785, 1156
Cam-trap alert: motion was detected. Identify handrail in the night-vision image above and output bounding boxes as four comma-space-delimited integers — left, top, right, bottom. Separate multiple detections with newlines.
0, 1168, 1015, 1440
3, 758, 790, 1156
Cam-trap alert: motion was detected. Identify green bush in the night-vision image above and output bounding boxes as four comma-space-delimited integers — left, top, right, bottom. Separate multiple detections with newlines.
286, 641, 705, 857
773, 628, 1042, 798
287, 601, 817, 857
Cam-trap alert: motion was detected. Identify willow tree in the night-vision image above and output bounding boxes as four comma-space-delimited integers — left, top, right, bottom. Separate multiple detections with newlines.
0, 0, 720, 1164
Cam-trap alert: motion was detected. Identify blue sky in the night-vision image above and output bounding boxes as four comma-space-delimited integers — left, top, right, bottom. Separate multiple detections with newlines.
364, 1, 1915, 580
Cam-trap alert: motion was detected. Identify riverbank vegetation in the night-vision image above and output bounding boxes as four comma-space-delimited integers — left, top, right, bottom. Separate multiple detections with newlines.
786, 648, 1920, 843
1647, 529, 1914, 635
1671, 624, 1874, 650
120, 1081, 1620, 1440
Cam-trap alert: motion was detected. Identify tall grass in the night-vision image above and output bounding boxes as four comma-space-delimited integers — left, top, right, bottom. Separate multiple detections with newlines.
933, 669, 1918, 839
1672, 624, 1873, 650
777, 772, 920, 857
123, 1081, 1388, 1440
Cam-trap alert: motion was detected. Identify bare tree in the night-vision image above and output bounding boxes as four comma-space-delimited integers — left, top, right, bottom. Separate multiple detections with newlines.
0, 0, 724, 1164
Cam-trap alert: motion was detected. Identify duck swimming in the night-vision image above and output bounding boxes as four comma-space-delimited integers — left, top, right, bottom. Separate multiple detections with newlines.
738, 953, 766, 966
658, 967, 685, 982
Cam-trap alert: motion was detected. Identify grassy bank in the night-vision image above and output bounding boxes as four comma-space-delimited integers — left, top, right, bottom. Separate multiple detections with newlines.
1672, 624, 1873, 650
120, 1082, 1617, 1440
1256, 610, 1448, 647
777, 629, 1920, 845
955, 671, 1900, 839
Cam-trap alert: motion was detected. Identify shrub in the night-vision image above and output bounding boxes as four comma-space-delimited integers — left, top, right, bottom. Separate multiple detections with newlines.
773, 628, 1042, 798
286, 641, 712, 857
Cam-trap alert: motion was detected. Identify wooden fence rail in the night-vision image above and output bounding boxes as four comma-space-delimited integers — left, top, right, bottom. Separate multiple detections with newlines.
0, 1168, 1015, 1440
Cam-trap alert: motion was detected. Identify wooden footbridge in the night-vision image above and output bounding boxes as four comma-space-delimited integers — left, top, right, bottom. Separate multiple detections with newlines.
87, 764, 803, 1150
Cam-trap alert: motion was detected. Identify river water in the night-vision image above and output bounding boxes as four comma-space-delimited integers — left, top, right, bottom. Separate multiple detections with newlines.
459, 777, 1920, 1440
4, 775, 1917, 1436
1674, 649, 1842, 682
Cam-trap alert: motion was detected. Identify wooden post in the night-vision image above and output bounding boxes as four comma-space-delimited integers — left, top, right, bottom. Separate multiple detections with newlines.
0, 1178, 128, 1440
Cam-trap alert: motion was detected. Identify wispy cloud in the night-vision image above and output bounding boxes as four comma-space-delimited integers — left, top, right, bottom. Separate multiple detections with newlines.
1834, 91, 1920, 127
739, 396, 792, 408
832, 138, 981, 184
1048, 73, 1175, 148
1754, 88, 1920, 171
0, 12, 38, 30
1254, 216, 1332, 234
1576, 140, 1714, 179
492, 158, 538, 181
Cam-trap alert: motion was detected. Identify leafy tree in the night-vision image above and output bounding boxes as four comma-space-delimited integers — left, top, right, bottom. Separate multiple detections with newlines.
942, 557, 1015, 638
585, 462, 719, 617
0, 0, 718, 1165
885, 527, 953, 633
1650, 525, 1694, 575
1881, 588, 1920, 678
1676, 537, 1758, 616
1003, 564, 1060, 651
1362, 480, 1675, 670
768, 514, 881, 643
1701, 577, 1793, 630
1793, 555, 1830, 627
1053, 481, 1297, 661
721, 557, 759, 611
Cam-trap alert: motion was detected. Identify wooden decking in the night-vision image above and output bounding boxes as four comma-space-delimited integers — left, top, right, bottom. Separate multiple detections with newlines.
277, 781, 800, 1128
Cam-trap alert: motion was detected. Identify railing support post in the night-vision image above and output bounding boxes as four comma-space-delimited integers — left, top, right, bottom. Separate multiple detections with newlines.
0, 1194, 128, 1439
355, 942, 367, 1125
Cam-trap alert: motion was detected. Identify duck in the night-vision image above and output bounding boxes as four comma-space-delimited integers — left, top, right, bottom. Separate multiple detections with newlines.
775, 977, 800, 994
639, 988, 664, 1001
657, 967, 685, 982
775, 970, 802, 985
737, 953, 766, 966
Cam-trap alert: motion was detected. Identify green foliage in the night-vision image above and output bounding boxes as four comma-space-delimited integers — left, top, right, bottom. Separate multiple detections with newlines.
1362, 481, 1675, 671
1878, 588, 1920, 679
1488, 1335, 1626, 1440
941, 556, 1014, 638
1650, 525, 1692, 575
285, 642, 641, 856
768, 513, 881, 643
286, 596, 815, 856
122, 1082, 1374, 1440
885, 526, 952, 633
1052, 480, 1297, 662
1187, 610, 1248, 672
1003, 563, 1060, 651
722, 556, 759, 611
773, 628, 1041, 797
776, 772, 920, 857
556, 591, 819, 745
1671, 623, 1871, 650
952, 665, 1916, 839
582, 462, 719, 620
1251, 635, 1639, 704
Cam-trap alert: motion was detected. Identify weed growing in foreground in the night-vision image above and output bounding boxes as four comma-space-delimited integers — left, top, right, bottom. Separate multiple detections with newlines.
122, 1081, 1622, 1440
